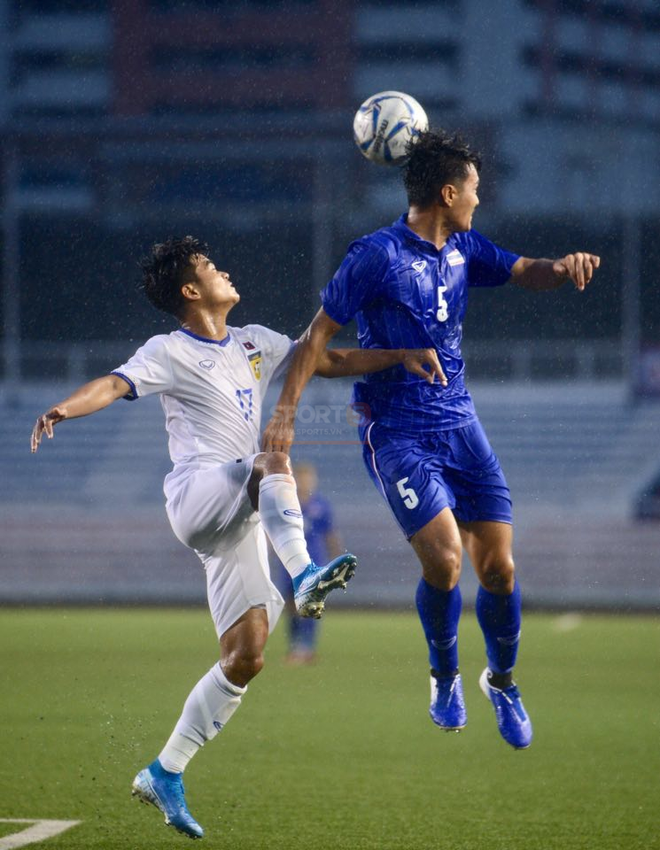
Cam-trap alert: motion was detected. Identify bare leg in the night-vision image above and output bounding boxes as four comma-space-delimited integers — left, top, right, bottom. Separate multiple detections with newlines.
410, 506, 463, 590
220, 606, 270, 687
457, 520, 515, 595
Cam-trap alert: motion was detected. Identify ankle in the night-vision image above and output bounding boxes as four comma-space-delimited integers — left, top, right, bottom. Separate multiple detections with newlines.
487, 669, 513, 690
431, 667, 459, 680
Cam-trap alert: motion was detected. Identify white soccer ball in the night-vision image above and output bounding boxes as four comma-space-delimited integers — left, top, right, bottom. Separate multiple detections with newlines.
353, 91, 429, 166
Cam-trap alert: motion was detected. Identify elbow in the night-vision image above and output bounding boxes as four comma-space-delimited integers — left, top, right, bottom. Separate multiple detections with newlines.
313, 362, 337, 379
109, 374, 132, 401
314, 349, 345, 379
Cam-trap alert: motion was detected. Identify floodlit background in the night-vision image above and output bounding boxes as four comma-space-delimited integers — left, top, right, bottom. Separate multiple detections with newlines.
1, 0, 659, 609
1, 4, 660, 850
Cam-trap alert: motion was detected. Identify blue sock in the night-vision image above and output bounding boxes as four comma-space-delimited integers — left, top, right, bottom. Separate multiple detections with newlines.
475, 581, 522, 674
415, 578, 462, 676
289, 614, 319, 653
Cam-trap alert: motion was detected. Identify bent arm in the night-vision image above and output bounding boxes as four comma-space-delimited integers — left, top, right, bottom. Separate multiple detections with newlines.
511, 252, 601, 292
290, 308, 343, 397
262, 309, 341, 453
30, 373, 131, 453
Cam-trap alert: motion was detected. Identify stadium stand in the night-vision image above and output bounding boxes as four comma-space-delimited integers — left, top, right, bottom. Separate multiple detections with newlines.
1, 380, 659, 609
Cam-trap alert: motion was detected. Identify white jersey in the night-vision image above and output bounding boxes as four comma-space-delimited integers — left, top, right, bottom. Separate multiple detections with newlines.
112, 325, 296, 470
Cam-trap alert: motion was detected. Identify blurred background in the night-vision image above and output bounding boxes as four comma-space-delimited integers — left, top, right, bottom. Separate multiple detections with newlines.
1, 0, 659, 611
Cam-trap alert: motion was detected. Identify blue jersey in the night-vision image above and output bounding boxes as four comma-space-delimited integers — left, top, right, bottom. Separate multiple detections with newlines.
321, 214, 520, 431
301, 493, 334, 565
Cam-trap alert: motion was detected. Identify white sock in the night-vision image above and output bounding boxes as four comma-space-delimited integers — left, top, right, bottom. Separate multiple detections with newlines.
258, 473, 311, 579
158, 662, 246, 774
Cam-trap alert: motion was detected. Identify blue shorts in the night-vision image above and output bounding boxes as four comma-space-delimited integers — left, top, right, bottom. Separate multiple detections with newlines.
360, 418, 512, 540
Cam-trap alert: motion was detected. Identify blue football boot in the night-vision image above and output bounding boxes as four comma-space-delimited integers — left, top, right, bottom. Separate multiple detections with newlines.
429, 672, 467, 731
132, 759, 204, 839
292, 554, 357, 619
479, 668, 533, 750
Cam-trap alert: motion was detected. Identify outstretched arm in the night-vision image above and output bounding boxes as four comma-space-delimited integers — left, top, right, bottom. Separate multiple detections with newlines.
511, 252, 601, 292
314, 346, 446, 384
30, 373, 131, 453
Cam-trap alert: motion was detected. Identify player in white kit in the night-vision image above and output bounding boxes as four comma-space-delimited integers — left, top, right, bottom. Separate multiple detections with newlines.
30, 236, 444, 840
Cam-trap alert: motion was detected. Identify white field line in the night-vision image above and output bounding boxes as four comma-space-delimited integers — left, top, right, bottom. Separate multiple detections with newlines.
0, 820, 81, 849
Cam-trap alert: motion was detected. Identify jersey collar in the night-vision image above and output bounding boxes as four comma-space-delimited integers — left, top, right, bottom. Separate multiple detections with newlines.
393, 213, 456, 256
178, 328, 232, 347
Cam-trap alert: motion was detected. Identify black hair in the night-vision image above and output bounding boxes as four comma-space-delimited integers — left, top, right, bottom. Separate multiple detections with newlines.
139, 236, 209, 317
403, 129, 482, 208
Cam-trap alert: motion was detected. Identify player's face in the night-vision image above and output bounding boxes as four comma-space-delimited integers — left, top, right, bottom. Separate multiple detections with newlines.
447, 164, 480, 232
192, 255, 240, 307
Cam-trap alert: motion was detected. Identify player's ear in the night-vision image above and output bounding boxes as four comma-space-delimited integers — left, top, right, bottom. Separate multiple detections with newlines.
181, 282, 201, 302
440, 183, 457, 207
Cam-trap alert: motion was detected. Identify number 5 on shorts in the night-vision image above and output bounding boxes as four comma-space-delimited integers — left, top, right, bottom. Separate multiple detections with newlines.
396, 477, 419, 510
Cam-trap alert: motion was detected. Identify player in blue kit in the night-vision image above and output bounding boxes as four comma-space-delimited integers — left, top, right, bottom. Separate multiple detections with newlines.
263, 130, 601, 749
273, 463, 343, 664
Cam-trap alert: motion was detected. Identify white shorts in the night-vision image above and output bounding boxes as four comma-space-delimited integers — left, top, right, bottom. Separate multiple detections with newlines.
164, 456, 284, 639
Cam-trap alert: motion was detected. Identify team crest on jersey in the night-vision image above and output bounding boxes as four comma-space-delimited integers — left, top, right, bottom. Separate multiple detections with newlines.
199, 359, 215, 370
446, 249, 465, 267
247, 350, 262, 380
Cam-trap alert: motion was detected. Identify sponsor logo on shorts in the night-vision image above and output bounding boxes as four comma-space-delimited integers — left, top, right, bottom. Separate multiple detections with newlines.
213, 721, 224, 731
199, 359, 215, 370
283, 509, 303, 518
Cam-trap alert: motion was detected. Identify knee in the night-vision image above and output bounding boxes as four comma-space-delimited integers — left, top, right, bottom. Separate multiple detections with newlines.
479, 556, 515, 595
422, 547, 462, 591
222, 647, 265, 686
258, 451, 291, 477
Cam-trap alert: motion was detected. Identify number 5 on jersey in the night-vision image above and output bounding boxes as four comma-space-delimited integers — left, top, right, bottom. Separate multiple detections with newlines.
437, 285, 449, 322
396, 477, 419, 510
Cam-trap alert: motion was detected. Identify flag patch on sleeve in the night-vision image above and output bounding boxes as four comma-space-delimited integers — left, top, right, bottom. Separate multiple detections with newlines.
446, 250, 465, 267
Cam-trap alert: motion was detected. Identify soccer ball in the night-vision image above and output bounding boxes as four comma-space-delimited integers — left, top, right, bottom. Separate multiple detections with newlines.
353, 91, 428, 166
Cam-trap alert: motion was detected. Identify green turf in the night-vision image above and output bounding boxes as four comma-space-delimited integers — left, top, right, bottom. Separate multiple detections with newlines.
1, 608, 659, 849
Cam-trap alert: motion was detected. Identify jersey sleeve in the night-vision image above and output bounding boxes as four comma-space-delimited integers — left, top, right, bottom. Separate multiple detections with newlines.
242, 324, 297, 384
462, 230, 520, 288
321, 239, 390, 325
111, 335, 174, 400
